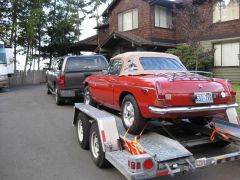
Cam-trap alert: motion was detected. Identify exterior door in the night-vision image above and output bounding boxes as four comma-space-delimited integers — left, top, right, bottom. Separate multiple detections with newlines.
92, 60, 123, 107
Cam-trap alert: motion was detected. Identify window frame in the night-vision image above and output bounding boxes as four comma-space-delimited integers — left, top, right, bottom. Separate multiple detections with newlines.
108, 59, 123, 76
118, 8, 139, 32
213, 0, 240, 23
213, 41, 240, 67
154, 5, 173, 29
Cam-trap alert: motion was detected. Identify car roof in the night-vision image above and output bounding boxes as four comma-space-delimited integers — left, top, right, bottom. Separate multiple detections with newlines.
111, 52, 180, 62
110, 52, 185, 76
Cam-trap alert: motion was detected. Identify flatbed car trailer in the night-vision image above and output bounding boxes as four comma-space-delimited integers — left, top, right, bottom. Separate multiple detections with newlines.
72, 103, 240, 180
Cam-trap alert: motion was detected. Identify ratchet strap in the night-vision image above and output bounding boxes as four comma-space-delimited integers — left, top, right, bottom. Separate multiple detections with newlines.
209, 121, 238, 141
121, 125, 147, 155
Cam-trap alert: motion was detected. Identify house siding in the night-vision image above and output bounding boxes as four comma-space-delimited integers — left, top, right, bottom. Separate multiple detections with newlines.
213, 67, 240, 83
98, 27, 110, 46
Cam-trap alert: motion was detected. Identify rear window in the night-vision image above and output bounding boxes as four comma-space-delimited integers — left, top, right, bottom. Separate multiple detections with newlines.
65, 56, 108, 72
140, 57, 186, 71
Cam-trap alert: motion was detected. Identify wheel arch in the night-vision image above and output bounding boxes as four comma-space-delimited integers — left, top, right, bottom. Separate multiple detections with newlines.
119, 91, 135, 107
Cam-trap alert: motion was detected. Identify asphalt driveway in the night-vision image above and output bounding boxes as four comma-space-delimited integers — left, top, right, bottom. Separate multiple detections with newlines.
0, 85, 239, 180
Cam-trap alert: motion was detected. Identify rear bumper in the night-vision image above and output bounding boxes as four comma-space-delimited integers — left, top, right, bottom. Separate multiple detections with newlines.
59, 89, 83, 98
149, 103, 239, 115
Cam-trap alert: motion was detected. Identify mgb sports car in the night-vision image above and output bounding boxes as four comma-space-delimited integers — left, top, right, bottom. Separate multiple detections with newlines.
83, 52, 238, 134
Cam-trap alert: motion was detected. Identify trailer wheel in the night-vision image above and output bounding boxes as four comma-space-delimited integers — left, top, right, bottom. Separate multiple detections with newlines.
55, 88, 64, 105
121, 95, 146, 135
89, 123, 109, 168
76, 113, 90, 150
84, 86, 97, 107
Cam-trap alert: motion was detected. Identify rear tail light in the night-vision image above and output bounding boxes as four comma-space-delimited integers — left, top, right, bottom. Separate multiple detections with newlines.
156, 82, 165, 100
227, 80, 236, 96
128, 161, 141, 170
156, 82, 172, 100
58, 75, 65, 87
143, 159, 154, 170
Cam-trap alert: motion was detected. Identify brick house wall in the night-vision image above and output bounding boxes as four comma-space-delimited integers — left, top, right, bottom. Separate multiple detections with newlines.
175, 1, 240, 41
149, 5, 176, 43
108, 0, 151, 40
98, 27, 110, 46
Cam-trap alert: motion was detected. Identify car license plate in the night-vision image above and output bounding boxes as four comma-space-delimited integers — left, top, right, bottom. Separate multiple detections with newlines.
194, 92, 213, 104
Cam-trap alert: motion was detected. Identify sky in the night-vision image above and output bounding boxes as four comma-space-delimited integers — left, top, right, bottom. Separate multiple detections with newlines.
80, 4, 107, 40
17, 3, 108, 70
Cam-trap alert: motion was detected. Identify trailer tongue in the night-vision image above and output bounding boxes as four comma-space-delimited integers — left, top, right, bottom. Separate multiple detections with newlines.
73, 103, 240, 180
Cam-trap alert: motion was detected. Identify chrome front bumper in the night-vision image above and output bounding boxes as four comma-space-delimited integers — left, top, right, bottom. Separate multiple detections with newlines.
149, 103, 239, 115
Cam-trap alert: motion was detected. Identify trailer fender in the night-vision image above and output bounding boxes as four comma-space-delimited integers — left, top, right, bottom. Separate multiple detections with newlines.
74, 103, 121, 152
73, 108, 80, 126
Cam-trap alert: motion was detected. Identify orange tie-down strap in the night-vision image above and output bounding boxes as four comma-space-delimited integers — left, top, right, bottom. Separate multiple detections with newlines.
120, 125, 147, 155
209, 121, 239, 141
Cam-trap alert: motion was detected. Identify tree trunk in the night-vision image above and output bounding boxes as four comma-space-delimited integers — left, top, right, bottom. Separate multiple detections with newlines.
22, 41, 30, 83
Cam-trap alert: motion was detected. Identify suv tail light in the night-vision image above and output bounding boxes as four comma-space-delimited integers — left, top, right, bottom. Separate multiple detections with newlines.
227, 80, 236, 96
58, 75, 65, 87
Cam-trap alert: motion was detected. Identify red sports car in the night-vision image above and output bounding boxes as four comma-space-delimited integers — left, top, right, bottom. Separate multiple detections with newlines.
83, 52, 238, 134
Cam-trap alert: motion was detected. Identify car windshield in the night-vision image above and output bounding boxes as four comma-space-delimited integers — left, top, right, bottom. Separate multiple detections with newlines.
140, 57, 186, 71
0, 44, 6, 64
65, 56, 108, 72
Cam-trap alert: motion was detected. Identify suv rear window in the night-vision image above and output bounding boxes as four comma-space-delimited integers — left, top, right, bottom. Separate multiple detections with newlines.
65, 56, 108, 72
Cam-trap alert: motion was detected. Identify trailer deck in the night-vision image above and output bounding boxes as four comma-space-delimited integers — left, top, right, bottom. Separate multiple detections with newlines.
73, 103, 240, 180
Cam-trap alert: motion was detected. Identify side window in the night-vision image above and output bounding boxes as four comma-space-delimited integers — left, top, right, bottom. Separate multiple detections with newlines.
108, 60, 123, 76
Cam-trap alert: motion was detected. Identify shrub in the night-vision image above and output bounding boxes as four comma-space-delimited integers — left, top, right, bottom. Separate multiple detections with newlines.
166, 44, 213, 71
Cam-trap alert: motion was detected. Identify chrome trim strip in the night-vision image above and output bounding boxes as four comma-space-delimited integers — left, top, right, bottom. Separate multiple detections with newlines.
149, 103, 239, 115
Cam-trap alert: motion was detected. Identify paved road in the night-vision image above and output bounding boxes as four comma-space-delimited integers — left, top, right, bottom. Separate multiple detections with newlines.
0, 85, 239, 180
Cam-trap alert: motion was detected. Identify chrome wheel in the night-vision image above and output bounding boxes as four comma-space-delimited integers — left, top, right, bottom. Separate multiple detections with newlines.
84, 88, 90, 105
77, 119, 83, 142
91, 131, 99, 159
123, 101, 135, 127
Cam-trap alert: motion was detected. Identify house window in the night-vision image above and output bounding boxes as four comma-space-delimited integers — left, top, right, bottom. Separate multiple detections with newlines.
213, 0, 240, 23
155, 6, 173, 28
214, 42, 240, 66
118, 8, 138, 32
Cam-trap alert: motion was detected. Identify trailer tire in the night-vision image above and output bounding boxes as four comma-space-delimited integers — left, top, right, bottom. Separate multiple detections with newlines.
76, 113, 90, 150
121, 95, 146, 135
84, 86, 97, 107
89, 123, 109, 168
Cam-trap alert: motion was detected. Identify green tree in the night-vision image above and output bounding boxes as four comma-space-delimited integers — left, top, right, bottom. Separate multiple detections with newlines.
166, 44, 213, 71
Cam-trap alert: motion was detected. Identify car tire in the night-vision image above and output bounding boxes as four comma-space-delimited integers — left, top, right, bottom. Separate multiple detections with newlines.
84, 86, 97, 107
55, 88, 64, 105
89, 123, 109, 168
76, 113, 91, 150
47, 84, 52, 95
121, 95, 146, 135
